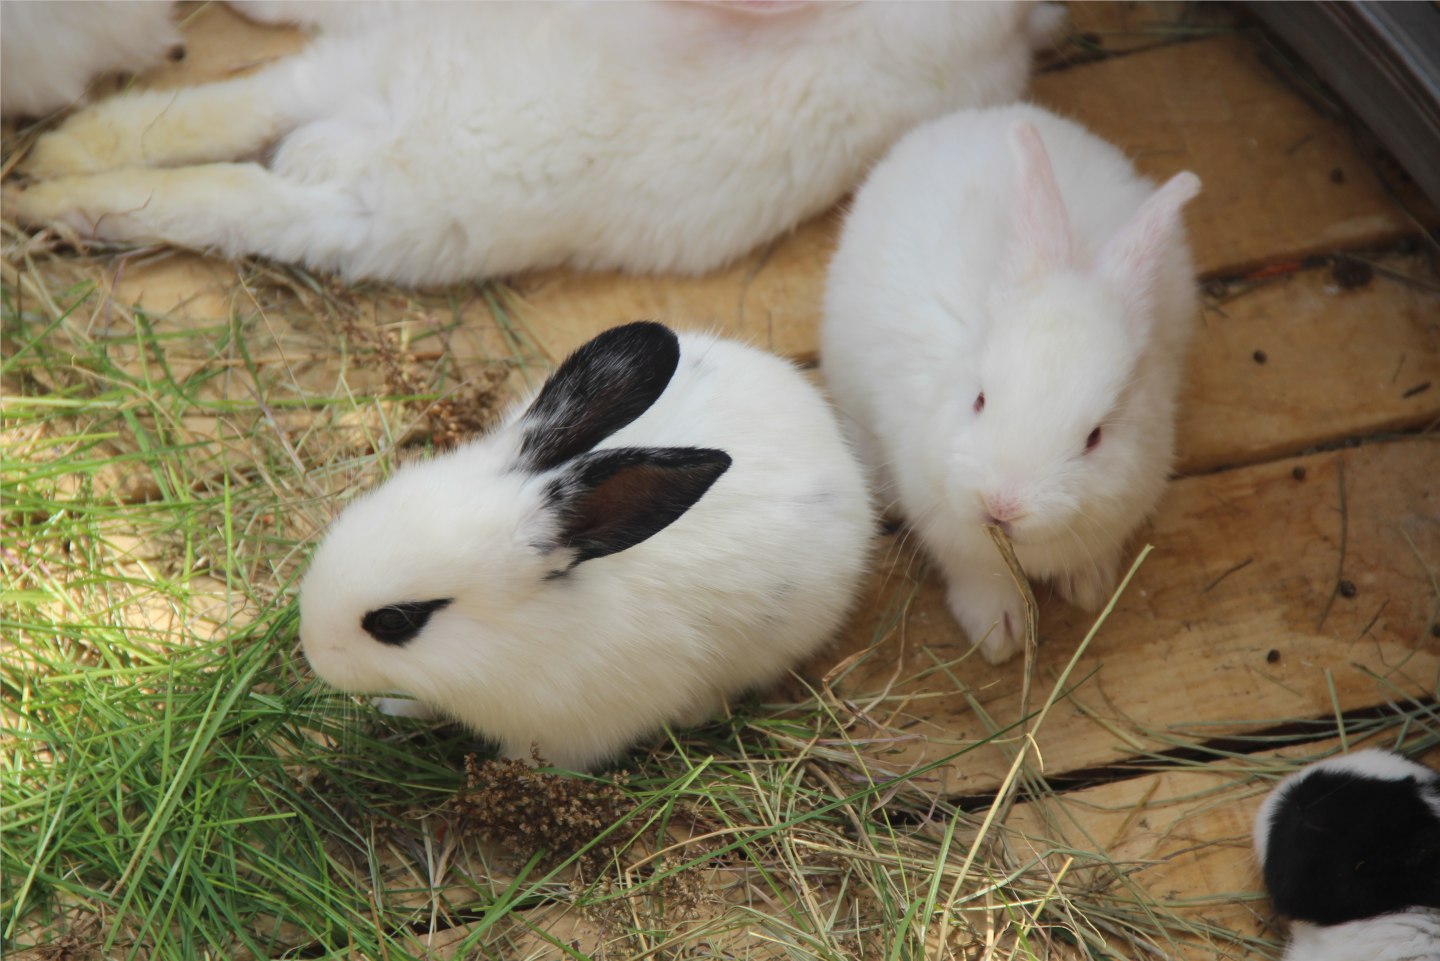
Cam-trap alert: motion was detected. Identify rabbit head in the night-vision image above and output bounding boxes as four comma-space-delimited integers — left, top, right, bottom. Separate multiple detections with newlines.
942, 120, 1200, 555
1253, 749, 1440, 926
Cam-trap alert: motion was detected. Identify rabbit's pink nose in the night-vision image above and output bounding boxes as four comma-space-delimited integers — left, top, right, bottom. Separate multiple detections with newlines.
982, 491, 1026, 524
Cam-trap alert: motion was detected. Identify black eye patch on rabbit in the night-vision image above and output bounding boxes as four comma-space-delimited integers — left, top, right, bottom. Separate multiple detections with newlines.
362, 599, 453, 647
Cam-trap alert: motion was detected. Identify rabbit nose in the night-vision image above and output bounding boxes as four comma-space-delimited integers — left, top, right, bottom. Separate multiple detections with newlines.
982, 490, 1027, 526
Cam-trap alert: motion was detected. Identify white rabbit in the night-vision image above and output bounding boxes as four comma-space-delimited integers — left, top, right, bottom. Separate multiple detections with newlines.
0, 1, 179, 119
1253, 749, 1440, 961
820, 104, 1201, 664
298, 322, 874, 771
9, 1, 1042, 286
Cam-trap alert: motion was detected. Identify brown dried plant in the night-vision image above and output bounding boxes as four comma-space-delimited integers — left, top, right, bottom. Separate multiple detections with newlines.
450, 750, 638, 873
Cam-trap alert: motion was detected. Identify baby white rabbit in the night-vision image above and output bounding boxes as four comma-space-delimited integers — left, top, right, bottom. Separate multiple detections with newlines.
0, 1, 179, 119
299, 322, 873, 770
9, 1, 1042, 286
821, 104, 1201, 663
1252, 749, 1440, 961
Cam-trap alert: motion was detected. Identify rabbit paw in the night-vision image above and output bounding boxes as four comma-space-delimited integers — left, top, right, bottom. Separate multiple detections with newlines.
1054, 562, 1118, 612
373, 697, 437, 720
946, 577, 1026, 665
6, 175, 127, 236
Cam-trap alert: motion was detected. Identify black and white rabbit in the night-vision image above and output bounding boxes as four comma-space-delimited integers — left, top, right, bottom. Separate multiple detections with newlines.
299, 322, 874, 770
1253, 749, 1440, 961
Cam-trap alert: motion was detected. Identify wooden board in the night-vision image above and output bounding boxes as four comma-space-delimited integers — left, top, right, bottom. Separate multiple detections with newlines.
1031, 35, 1440, 278
1007, 738, 1440, 959
135, 1, 309, 91
510, 211, 840, 363
1050, 1, 1240, 57
804, 437, 1440, 795
1176, 258, 1440, 474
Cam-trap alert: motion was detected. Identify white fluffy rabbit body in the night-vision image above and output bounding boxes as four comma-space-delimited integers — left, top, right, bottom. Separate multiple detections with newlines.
0, 1, 179, 118
821, 104, 1201, 663
1253, 749, 1440, 961
12, 1, 1042, 285
299, 322, 873, 770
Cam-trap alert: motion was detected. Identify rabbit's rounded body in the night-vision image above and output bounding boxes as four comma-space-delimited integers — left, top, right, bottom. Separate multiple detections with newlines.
15, 1, 1038, 285
821, 104, 1199, 662
0, 1, 179, 118
300, 325, 873, 770
1252, 749, 1440, 960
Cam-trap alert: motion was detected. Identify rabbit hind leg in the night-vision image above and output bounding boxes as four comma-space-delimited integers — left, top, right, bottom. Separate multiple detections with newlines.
8, 162, 370, 275
20, 72, 295, 179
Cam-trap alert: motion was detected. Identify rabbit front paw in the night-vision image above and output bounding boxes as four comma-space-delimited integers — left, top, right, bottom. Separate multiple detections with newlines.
946, 577, 1026, 665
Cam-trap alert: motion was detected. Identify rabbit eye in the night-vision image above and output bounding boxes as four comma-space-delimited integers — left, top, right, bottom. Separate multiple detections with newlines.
362, 598, 452, 647
973, 392, 985, 414
1085, 426, 1102, 452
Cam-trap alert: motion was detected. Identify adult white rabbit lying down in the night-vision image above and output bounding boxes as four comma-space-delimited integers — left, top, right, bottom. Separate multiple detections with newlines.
10, 1, 1046, 286
1252, 749, 1440, 961
821, 105, 1201, 663
0, 1, 180, 119
299, 322, 874, 770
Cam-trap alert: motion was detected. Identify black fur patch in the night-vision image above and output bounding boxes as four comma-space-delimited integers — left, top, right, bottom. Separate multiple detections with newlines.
361, 598, 453, 647
518, 322, 680, 473
547, 447, 731, 566
1262, 767, 1440, 925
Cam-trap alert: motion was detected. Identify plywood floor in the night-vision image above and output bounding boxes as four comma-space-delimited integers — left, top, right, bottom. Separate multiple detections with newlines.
18, 3, 1440, 958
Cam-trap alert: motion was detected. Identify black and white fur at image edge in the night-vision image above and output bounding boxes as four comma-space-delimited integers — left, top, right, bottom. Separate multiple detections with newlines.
1253, 748, 1440, 961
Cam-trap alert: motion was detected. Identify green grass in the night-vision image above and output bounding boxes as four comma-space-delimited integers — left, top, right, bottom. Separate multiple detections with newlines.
4, 228, 1437, 961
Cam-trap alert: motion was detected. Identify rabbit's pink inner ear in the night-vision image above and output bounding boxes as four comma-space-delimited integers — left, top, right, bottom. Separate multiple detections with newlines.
695, 0, 813, 14
1094, 170, 1202, 336
1002, 120, 1072, 287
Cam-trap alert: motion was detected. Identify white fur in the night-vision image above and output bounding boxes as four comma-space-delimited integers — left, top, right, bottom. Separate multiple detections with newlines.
820, 104, 1200, 663
1252, 749, 1440, 867
1282, 910, 1440, 961
0, 1, 179, 118
299, 330, 873, 770
1024, 1, 1069, 51
11, 1, 1038, 285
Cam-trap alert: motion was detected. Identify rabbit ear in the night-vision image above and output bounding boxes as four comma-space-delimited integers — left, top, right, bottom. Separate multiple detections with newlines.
543, 447, 732, 568
518, 322, 681, 473
1001, 120, 1072, 286
699, 0, 813, 12
1093, 171, 1201, 336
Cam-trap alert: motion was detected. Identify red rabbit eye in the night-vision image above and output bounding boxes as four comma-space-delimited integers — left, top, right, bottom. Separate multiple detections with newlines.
1086, 426, 1102, 452
974, 392, 985, 413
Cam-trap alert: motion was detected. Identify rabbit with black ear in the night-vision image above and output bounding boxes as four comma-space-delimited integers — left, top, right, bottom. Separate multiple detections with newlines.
299, 322, 873, 771
1253, 749, 1440, 961
821, 104, 1201, 663
10, 1, 1042, 285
